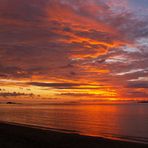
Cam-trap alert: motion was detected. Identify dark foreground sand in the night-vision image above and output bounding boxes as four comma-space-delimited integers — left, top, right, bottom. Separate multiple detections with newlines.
0, 122, 148, 148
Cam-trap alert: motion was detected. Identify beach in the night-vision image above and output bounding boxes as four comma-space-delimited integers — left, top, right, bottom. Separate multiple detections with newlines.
0, 122, 147, 148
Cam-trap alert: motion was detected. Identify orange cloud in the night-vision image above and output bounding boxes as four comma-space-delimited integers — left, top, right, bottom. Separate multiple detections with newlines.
0, 0, 148, 101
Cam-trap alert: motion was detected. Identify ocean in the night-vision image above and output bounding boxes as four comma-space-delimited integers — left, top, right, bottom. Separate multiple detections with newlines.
0, 103, 148, 143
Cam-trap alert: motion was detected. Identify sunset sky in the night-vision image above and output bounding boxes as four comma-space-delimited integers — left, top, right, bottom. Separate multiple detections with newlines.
0, 0, 148, 102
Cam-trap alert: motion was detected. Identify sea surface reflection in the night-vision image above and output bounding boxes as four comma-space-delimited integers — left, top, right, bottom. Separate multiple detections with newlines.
0, 103, 148, 143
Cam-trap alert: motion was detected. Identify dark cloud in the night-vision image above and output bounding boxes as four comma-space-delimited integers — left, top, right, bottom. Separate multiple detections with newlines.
126, 91, 148, 98
127, 82, 148, 88
0, 0, 48, 22
59, 92, 115, 99
28, 82, 83, 88
28, 82, 106, 90
0, 65, 48, 79
0, 92, 33, 97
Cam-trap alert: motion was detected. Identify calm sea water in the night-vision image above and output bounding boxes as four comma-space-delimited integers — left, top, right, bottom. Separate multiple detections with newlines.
0, 103, 148, 143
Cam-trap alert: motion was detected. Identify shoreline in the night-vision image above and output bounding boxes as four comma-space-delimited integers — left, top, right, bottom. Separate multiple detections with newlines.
1, 121, 148, 144
0, 122, 148, 148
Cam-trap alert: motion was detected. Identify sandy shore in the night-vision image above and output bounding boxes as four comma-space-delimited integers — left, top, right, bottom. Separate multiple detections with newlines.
0, 122, 148, 148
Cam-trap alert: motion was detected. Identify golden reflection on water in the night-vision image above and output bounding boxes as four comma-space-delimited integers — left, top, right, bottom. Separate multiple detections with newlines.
0, 104, 148, 142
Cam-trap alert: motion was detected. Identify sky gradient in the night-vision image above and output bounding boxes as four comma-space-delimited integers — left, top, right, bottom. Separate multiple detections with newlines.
0, 0, 148, 102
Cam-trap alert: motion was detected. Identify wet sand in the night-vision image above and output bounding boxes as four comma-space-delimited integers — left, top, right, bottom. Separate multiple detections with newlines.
0, 122, 147, 148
